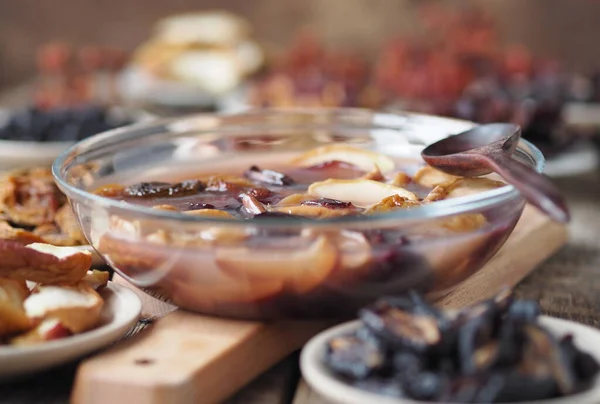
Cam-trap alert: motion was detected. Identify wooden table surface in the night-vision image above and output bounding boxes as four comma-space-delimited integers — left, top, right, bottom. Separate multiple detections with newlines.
2, 86, 600, 403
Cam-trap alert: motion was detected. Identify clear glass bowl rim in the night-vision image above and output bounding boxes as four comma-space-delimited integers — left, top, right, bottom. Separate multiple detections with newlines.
52, 108, 545, 228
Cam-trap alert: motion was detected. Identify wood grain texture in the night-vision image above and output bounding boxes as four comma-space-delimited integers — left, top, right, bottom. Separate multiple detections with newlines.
72, 278, 331, 404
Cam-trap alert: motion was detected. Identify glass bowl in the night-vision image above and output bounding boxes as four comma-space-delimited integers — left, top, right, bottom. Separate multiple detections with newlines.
52, 108, 543, 320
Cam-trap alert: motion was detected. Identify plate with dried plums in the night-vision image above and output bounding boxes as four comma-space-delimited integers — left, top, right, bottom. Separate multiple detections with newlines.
0, 242, 141, 379
301, 289, 600, 404
0, 105, 154, 171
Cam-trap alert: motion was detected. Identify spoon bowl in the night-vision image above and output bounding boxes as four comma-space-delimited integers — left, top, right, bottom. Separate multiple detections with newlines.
422, 123, 570, 223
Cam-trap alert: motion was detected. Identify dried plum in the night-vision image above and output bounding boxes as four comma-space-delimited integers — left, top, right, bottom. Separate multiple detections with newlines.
124, 180, 204, 198
188, 202, 215, 210
359, 302, 441, 352
325, 334, 385, 379
522, 323, 577, 395
322, 290, 600, 403
406, 372, 445, 401
506, 300, 541, 323
244, 165, 295, 186
301, 198, 355, 210
560, 334, 600, 382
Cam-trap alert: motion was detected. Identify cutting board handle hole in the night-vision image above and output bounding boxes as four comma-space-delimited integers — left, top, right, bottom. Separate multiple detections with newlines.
134, 358, 155, 366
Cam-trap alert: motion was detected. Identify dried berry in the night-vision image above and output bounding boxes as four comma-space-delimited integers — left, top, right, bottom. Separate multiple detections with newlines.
244, 165, 295, 186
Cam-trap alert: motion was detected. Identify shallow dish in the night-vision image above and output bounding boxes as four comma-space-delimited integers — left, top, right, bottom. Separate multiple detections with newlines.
53, 108, 544, 319
0, 281, 141, 379
0, 106, 155, 171
300, 317, 600, 404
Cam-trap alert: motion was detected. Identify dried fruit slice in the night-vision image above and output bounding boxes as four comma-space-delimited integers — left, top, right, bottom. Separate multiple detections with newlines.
183, 209, 235, 219
336, 231, 372, 273
445, 178, 506, 199
82, 270, 110, 290
216, 235, 337, 293
0, 278, 31, 336
0, 220, 45, 244
240, 193, 266, 216
365, 195, 422, 214
271, 205, 355, 219
291, 145, 396, 173
0, 241, 91, 284
360, 166, 385, 182
10, 318, 71, 345
308, 179, 417, 208
24, 282, 103, 333
168, 270, 284, 310
413, 166, 460, 188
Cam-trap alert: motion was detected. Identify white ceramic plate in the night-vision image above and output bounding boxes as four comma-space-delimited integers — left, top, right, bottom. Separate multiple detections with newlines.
0, 281, 141, 379
301, 316, 600, 404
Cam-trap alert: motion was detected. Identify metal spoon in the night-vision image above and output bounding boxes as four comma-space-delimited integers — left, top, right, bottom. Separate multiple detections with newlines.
421, 123, 570, 223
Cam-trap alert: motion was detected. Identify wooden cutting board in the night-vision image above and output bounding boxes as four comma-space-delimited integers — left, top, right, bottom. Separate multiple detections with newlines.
71, 205, 567, 404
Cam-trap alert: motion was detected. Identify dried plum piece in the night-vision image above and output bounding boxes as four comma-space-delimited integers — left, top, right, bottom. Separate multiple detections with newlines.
124, 180, 204, 198
359, 301, 441, 352
188, 202, 215, 210
457, 303, 498, 375
488, 372, 558, 402
559, 334, 600, 384
324, 333, 385, 380
405, 371, 446, 401
244, 165, 295, 186
521, 323, 577, 396
392, 351, 423, 381
247, 187, 273, 202
506, 299, 541, 324
301, 198, 355, 210
352, 377, 405, 398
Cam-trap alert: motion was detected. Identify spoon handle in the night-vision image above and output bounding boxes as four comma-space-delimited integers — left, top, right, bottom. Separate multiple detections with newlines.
485, 153, 570, 223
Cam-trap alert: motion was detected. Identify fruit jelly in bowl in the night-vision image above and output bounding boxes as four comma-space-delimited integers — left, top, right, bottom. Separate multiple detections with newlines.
53, 110, 535, 319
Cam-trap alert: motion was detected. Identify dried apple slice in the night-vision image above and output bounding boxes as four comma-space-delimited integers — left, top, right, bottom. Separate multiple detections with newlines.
308, 179, 417, 208
168, 270, 284, 310
216, 235, 337, 293
445, 178, 506, 199
413, 166, 460, 188
291, 144, 396, 173
0, 241, 91, 285
10, 318, 71, 345
0, 278, 31, 336
271, 204, 358, 219
360, 166, 385, 182
82, 270, 110, 290
0, 220, 45, 244
24, 282, 103, 333
390, 172, 412, 187
276, 193, 312, 206
365, 195, 422, 214
336, 231, 372, 273
183, 209, 235, 219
